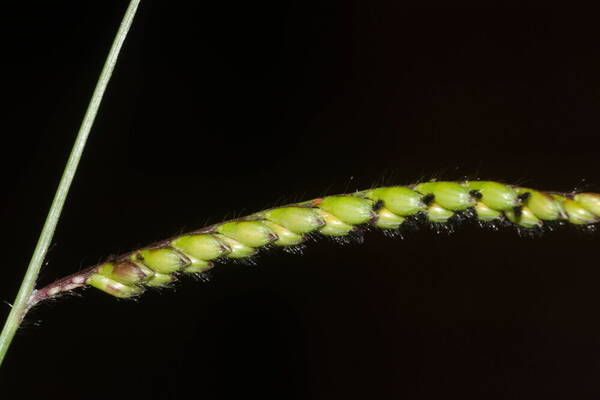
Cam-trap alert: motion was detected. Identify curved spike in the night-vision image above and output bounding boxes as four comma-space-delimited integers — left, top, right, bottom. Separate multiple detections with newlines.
36, 180, 600, 300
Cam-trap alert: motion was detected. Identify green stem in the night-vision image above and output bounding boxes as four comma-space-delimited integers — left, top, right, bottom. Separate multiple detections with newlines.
0, 0, 141, 367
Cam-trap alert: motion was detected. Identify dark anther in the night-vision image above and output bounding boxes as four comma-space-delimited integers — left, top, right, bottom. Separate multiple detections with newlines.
373, 199, 385, 211
404, 211, 426, 229
517, 192, 531, 202
413, 211, 427, 221
464, 207, 477, 219
448, 212, 463, 224
513, 206, 523, 217
422, 194, 435, 205
469, 190, 482, 199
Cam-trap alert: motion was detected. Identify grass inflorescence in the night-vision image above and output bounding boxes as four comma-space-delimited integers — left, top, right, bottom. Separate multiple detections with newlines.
32, 180, 600, 302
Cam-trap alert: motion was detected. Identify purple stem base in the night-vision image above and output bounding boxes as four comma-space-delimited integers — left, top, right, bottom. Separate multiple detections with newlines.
27, 267, 97, 309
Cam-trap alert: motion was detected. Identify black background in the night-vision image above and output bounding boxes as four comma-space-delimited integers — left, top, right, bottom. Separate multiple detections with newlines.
2, 3, 600, 399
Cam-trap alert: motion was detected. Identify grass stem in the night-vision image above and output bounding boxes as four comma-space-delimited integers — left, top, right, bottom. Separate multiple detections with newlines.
0, 0, 141, 367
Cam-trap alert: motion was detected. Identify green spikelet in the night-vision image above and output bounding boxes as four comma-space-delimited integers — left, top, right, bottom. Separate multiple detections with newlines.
473, 201, 502, 221
69, 180, 600, 299
171, 234, 230, 262
214, 234, 255, 258
505, 206, 543, 228
96, 261, 154, 286
317, 196, 374, 225
366, 186, 425, 216
374, 207, 405, 229
425, 202, 455, 223
517, 189, 566, 221
145, 272, 177, 287
86, 274, 144, 298
574, 193, 600, 217
414, 182, 475, 211
262, 207, 324, 234
563, 199, 599, 225
316, 209, 354, 236
133, 248, 189, 274
464, 181, 519, 211
182, 260, 214, 274
216, 221, 277, 248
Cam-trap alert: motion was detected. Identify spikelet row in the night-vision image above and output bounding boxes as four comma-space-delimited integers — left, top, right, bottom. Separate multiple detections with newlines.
85, 181, 600, 298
